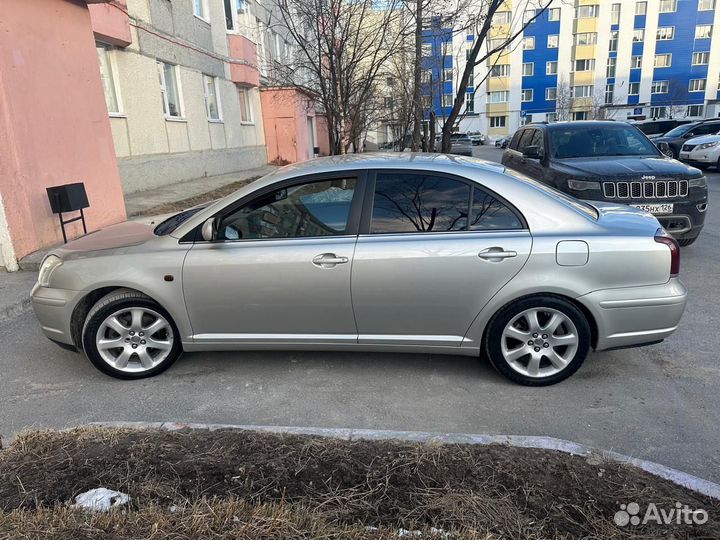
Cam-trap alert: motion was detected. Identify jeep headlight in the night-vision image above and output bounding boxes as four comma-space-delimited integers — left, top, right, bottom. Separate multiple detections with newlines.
37, 255, 62, 287
689, 176, 707, 188
697, 141, 719, 150
567, 179, 601, 191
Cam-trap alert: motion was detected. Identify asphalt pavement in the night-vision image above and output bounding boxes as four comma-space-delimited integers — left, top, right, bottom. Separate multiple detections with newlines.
1, 147, 718, 483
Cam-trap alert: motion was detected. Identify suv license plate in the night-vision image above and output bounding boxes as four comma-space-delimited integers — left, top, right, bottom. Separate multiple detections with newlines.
631, 203, 673, 215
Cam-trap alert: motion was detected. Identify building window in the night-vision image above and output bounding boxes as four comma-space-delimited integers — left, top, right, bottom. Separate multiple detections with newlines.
650, 106, 667, 118
548, 8, 560, 21
629, 82, 640, 95
421, 70, 432, 84
659, 0, 677, 13
465, 92, 475, 113
224, 0, 247, 31
611, 4, 621, 25
571, 85, 593, 98
443, 68, 453, 82
442, 94, 454, 107
575, 32, 597, 45
488, 38, 505, 50
203, 75, 222, 121
521, 89, 533, 102
157, 61, 182, 118
687, 104, 704, 116
522, 62, 534, 76
489, 116, 507, 128
573, 59, 596, 72
606, 57, 616, 78
546, 112, 557, 122
421, 95, 432, 108
547, 35, 559, 48
523, 36, 535, 50
96, 43, 121, 115
489, 64, 510, 77
489, 91, 509, 103
635, 1, 647, 15
699, 0, 715, 10
441, 41, 452, 56
576, 5, 599, 18
689, 79, 706, 92
572, 111, 588, 121
633, 29, 644, 42
421, 42, 432, 57
696, 25, 713, 39
546, 61, 557, 75
605, 84, 614, 104
654, 54, 672, 68
651, 80, 669, 94
523, 9, 536, 24
692, 52, 710, 65
656, 27, 675, 41
631, 55, 642, 69
546, 87, 557, 100
494, 11, 511, 24
238, 87, 253, 123
193, 0, 208, 20
609, 31, 618, 52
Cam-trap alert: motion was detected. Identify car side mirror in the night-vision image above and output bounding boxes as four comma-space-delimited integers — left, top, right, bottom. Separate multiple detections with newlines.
201, 217, 218, 241
522, 145, 542, 159
656, 141, 672, 157
683, 132, 694, 139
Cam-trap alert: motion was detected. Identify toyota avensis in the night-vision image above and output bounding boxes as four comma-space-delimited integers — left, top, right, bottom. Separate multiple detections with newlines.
31, 154, 687, 386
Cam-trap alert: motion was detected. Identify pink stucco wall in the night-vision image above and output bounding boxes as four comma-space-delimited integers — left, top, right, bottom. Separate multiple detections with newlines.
261, 88, 329, 164
0, 0, 126, 261
89, 0, 132, 47
227, 35, 259, 87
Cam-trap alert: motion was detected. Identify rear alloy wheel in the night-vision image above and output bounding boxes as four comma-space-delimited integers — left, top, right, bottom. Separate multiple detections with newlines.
485, 296, 591, 386
82, 289, 182, 379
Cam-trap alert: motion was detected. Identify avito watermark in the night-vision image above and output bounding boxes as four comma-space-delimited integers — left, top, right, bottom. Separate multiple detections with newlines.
614, 501, 708, 527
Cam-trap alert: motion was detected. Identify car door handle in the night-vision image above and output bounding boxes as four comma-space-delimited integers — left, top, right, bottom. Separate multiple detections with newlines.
478, 247, 517, 261
312, 253, 349, 268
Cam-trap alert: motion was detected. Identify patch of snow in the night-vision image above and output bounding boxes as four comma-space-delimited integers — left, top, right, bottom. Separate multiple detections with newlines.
73, 488, 130, 512
398, 528, 422, 537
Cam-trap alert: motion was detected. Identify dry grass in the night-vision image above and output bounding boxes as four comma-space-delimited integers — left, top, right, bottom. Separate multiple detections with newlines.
0, 427, 717, 540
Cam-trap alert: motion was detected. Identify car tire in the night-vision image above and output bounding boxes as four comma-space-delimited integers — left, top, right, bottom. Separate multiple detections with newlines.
677, 237, 697, 247
82, 289, 182, 380
484, 295, 591, 386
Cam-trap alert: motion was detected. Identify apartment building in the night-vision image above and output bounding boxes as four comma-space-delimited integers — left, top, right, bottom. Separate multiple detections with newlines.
422, 0, 720, 138
90, 0, 267, 194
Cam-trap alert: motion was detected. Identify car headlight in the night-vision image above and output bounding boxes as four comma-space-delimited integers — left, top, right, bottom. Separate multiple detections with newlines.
689, 176, 707, 188
697, 141, 719, 150
567, 179, 601, 191
37, 255, 62, 287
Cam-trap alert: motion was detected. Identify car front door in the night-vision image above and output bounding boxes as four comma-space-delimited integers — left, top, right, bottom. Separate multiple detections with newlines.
182, 174, 364, 345
351, 171, 532, 348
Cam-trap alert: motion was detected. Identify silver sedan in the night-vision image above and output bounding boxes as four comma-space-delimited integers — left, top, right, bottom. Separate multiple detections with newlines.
32, 154, 687, 385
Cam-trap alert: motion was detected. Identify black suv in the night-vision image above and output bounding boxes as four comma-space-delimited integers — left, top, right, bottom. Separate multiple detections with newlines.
501, 121, 708, 246
653, 119, 720, 160
632, 118, 691, 140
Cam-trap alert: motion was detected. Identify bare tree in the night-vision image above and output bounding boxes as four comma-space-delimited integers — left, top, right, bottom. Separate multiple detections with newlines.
665, 79, 689, 119
554, 76, 574, 121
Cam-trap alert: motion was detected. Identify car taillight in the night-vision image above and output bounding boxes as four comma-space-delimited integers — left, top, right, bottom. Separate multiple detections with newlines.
654, 228, 680, 276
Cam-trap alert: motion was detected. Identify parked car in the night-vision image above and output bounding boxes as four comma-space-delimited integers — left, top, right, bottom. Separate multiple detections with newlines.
501, 121, 708, 246
32, 154, 688, 386
679, 132, 720, 170
654, 119, 720, 160
449, 136, 473, 156
468, 132, 486, 146
494, 135, 511, 148
632, 118, 691, 139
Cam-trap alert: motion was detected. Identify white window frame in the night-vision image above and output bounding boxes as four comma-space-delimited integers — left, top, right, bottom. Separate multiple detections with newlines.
633, 29, 644, 42
488, 90, 509, 103
654, 54, 672, 68
687, 104, 704, 116
203, 74, 223, 121
609, 30, 618, 52
650, 106, 668, 118
545, 87, 557, 100
635, 1, 647, 15
659, 0, 677, 13
521, 89, 533, 102
547, 35, 559, 48
571, 85, 593, 98
494, 11, 511, 24
656, 27, 675, 40
490, 64, 510, 77
572, 111, 588, 121
224, 0, 249, 33
546, 112, 557, 122
698, 0, 715, 10
689, 79, 706, 92
443, 68, 453, 82
611, 4, 621, 25
695, 25, 713, 39
238, 86, 254, 124
692, 52, 710, 65
442, 94, 454, 107
523, 9, 536, 24
548, 8, 560, 21
573, 59, 596, 72
651, 80, 669, 94
605, 84, 614, 104
575, 32, 597, 46
193, 0, 209, 22
628, 82, 640, 95
576, 5, 599, 18
522, 62, 534, 76
421, 43, 432, 57
96, 42, 123, 116
489, 115, 507, 128
523, 36, 535, 50
546, 61, 557, 75
606, 57, 616, 78
158, 61, 184, 119
465, 92, 475, 113
631, 55, 642, 69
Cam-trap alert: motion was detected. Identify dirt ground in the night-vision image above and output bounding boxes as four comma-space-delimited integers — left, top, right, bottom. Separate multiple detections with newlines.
0, 427, 717, 540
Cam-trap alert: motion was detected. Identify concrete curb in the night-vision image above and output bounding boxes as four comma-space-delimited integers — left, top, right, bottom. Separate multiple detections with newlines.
89, 422, 720, 500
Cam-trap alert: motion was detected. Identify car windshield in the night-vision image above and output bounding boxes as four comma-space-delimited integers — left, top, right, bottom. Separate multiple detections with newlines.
453, 138, 471, 144
154, 205, 207, 235
548, 124, 659, 159
663, 124, 696, 137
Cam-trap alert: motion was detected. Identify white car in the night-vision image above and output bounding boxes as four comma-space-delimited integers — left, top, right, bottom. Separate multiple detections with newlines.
679, 134, 720, 170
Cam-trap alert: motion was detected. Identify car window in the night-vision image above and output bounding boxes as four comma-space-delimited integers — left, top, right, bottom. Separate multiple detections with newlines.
371, 173, 470, 233
530, 130, 544, 153
693, 123, 720, 136
664, 124, 696, 137
469, 187, 523, 230
548, 125, 658, 158
518, 129, 535, 151
509, 130, 523, 150
218, 178, 356, 240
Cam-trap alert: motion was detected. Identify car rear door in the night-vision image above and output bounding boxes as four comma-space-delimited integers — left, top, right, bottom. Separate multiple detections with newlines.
182, 173, 365, 345
350, 170, 531, 348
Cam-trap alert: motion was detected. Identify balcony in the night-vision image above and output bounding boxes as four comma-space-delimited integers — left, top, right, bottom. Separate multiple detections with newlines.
227, 34, 259, 87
